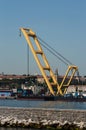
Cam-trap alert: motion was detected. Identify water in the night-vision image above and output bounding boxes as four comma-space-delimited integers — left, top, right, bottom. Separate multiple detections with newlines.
0, 99, 86, 110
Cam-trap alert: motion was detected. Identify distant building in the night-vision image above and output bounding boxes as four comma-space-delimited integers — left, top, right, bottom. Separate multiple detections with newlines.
66, 85, 86, 93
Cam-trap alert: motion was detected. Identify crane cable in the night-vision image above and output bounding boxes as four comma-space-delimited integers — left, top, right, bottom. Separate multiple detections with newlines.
37, 36, 80, 84
19, 29, 80, 81
37, 36, 73, 66
19, 29, 73, 66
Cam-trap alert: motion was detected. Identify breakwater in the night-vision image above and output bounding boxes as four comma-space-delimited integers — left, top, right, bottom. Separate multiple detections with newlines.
0, 107, 85, 129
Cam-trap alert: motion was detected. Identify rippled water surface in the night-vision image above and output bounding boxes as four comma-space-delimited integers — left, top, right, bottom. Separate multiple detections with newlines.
0, 99, 86, 109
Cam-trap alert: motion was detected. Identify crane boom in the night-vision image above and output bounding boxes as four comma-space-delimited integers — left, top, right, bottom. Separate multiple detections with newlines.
20, 28, 78, 96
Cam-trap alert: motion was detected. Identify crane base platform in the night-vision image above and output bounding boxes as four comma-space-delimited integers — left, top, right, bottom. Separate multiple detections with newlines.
17, 95, 86, 102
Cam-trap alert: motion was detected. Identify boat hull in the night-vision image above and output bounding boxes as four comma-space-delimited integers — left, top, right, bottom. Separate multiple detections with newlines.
17, 95, 86, 102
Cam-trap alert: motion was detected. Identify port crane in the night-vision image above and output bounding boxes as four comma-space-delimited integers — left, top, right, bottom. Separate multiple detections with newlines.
20, 28, 78, 96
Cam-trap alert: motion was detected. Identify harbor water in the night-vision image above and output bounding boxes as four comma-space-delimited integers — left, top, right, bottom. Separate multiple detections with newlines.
0, 99, 86, 109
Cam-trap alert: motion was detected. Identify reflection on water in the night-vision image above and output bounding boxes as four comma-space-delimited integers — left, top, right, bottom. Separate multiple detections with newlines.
0, 99, 85, 109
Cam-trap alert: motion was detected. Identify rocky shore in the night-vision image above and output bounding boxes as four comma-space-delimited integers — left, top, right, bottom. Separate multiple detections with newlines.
0, 107, 86, 129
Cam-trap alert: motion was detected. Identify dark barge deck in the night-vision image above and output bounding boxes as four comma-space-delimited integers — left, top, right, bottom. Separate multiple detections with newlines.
17, 95, 86, 102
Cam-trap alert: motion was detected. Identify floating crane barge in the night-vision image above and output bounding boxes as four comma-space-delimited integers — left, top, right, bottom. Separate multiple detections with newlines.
19, 27, 82, 101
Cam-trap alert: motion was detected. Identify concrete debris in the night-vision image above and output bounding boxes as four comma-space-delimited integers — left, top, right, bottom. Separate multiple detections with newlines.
0, 107, 85, 129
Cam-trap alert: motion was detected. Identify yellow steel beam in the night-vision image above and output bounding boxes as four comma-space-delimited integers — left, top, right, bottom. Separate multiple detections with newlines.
20, 27, 78, 96
57, 65, 78, 95
20, 28, 60, 95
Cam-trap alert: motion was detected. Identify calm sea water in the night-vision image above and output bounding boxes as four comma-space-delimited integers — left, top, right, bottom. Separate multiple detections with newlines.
0, 99, 85, 109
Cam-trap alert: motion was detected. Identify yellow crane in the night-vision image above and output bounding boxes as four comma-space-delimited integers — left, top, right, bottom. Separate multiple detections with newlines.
20, 28, 78, 96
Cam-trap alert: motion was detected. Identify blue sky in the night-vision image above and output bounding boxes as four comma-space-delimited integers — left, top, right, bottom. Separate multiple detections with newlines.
0, 0, 86, 76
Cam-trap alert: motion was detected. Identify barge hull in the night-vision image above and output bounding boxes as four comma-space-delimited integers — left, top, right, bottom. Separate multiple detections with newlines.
17, 96, 86, 102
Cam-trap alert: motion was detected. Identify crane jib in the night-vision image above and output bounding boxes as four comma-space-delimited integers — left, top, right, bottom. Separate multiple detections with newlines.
20, 27, 78, 96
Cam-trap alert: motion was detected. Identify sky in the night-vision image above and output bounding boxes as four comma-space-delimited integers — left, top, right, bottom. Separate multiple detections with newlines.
0, 0, 86, 76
